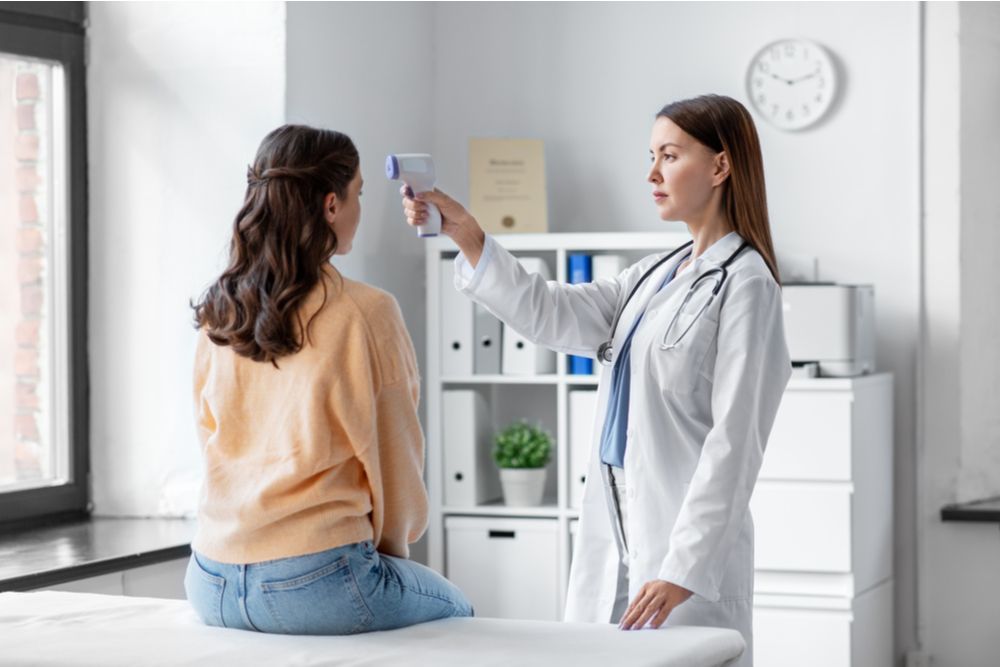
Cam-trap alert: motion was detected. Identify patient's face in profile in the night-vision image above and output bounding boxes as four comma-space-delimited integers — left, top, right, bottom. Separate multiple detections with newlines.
331, 167, 363, 255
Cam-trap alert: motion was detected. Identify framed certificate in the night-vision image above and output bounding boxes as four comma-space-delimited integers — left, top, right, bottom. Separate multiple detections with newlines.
469, 138, 548, 234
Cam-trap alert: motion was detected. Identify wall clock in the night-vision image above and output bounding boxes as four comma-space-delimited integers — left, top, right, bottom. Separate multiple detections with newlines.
746, 39, 838, 131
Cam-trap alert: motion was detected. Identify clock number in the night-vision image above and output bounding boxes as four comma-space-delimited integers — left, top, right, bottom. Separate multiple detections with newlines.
802, 104, 811, 116
758, 62, 770, 73
786, 110, 794, 121
784, 44, 795, 57
818, 76, 826, 89
815, 93, 823, 103
757, 93, 767, 104
754, 77, 764, 88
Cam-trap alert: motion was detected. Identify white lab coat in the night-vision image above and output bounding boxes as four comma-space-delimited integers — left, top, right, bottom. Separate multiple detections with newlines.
455, 231, 790, 666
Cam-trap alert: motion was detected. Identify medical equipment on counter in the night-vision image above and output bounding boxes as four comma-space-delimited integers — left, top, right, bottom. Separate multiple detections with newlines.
597, 240, 750, 365
386, 153, 441, 237
781, 283, 875, 377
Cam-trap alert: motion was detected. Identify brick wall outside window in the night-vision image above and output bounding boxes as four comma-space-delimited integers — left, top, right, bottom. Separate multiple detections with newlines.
1, 57, 48, 486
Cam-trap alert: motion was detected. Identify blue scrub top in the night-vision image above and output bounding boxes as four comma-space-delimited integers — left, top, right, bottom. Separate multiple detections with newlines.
598, 254, 689, 468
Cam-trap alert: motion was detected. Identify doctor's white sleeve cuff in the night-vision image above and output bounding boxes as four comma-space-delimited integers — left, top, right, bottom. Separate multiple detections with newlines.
657, 562, 720, 603
453, 234, 496, 293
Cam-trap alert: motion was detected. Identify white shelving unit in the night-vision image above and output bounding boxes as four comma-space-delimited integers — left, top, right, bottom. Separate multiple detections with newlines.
424, 231, 689, 618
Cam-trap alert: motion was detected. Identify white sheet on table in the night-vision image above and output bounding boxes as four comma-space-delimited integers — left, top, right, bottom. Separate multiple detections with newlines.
0, 591, 744, 666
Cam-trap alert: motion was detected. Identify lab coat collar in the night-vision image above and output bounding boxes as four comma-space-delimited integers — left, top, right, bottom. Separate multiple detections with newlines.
690, 231, 745, 269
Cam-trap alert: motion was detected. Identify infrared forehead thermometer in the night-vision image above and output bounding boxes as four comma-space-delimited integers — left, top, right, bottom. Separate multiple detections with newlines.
385, 153, 442, 237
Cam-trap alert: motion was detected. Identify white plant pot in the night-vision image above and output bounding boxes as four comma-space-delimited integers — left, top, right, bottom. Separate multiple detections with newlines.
499, 468, 547, 507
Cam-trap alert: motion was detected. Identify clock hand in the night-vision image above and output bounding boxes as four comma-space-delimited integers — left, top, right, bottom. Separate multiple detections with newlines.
789, 68, 822, 84
769, 72, 794, 85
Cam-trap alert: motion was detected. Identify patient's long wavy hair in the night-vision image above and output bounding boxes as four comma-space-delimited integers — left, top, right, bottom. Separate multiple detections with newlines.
192, 125, 359, 363
658, 95, 781, 283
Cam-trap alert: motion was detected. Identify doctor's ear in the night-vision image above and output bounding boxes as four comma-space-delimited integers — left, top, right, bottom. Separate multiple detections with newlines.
712, 152, 731, 187
323, 192, 339, 224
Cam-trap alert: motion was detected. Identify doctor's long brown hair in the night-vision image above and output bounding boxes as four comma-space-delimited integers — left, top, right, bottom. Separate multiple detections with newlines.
658, 95, 781, 283
192, 125, 359, 363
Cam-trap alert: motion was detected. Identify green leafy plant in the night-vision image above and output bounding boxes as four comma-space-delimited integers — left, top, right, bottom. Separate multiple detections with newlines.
493, 421, 553, 469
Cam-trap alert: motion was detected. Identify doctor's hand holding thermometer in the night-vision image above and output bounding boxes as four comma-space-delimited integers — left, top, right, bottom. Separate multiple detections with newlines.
386, 153, 442, 237
401, 96, 789, 667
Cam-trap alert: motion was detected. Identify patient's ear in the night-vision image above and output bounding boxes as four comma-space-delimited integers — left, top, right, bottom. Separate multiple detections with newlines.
324, 192, 339, 224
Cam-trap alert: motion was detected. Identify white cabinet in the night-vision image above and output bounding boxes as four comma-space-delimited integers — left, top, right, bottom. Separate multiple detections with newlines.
445, 516, 560, 620
752, 374, 893, 666
425, 232, 689, 620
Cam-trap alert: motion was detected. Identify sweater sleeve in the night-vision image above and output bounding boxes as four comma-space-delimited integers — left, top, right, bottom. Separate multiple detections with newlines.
357, 294, 428, 558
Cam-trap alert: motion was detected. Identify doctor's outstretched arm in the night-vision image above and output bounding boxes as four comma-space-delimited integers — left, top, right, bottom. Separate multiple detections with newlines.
401, 187, 652, 357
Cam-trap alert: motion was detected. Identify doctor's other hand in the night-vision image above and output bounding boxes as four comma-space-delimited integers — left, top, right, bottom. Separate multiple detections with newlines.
399, 186, 486, 267
618, 580, 693, 631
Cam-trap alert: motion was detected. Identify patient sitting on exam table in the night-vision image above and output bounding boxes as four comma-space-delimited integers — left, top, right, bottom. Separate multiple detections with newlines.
187, 125, 472, 634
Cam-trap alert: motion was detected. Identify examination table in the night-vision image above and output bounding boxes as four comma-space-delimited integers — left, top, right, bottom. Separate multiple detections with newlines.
0, 590, 745, 666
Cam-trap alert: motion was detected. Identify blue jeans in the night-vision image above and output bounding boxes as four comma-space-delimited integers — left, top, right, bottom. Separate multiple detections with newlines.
184, 540, 473, 634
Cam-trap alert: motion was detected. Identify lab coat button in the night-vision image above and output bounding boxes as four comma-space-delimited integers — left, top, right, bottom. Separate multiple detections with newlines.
627, 487, 636, 500
648, 309, 657, 318
630, 548, 638, 560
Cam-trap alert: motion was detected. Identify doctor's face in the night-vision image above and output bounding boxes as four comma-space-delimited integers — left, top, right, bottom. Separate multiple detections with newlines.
647, 117, 723, 223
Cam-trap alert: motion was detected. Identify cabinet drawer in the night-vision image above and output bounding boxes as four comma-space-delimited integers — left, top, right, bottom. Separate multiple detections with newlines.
751, 483, 851, 572
754, 606, 851, 667
761, 392, 852, 481
445, 516, 559, 621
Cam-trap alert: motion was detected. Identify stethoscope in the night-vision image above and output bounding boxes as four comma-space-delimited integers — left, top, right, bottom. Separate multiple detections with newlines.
596, 240, 751, 366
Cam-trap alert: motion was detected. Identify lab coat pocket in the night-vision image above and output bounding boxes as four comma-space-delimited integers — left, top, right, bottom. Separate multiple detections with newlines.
652, 312, 716, 394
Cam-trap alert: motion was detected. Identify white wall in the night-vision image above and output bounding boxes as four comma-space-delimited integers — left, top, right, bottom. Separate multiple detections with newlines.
86, 2, 286, 515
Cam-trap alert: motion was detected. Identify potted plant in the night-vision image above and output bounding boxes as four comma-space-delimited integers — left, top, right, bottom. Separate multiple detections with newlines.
493, 420, 553, 506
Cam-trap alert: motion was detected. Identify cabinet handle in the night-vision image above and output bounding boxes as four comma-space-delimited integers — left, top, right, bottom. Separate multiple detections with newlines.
488, 530, 515, 539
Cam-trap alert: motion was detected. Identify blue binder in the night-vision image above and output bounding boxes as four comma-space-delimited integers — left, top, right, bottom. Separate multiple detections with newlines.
567, 254, 593, 375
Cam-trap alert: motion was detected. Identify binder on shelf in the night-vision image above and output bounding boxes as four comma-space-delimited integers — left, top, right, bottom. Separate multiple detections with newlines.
440, 258, 474, 376
502, 257, 557, 375
567, 254, 593, 375
568, 389, 597, 510
443, 390, 500, 507
474, 304, 502, 375
593, 254, 627, 282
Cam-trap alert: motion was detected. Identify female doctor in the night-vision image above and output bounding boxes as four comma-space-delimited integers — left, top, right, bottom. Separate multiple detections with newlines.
401, 94, 790, 665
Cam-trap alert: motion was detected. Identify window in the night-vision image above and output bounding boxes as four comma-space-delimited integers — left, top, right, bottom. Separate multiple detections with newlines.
0, 4, 88, 525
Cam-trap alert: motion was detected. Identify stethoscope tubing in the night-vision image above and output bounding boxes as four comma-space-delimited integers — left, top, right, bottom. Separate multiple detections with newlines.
598, 241, 751, 365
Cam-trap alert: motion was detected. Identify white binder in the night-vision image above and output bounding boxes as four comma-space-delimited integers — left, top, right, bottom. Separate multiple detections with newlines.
443, 390, 500, 507
593, 254, 627, 282
473, 304, 502, 374
568, 389, 598, 509
502, 257, 556, 375
440, 258, 474, 376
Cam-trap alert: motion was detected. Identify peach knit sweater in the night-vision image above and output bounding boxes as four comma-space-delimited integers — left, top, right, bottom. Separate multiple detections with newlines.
191, 264, 427, 563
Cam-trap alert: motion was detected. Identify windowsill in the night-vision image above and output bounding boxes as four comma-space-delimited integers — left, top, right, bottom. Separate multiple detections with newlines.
940, 496, 1000, 523
0, 516, 196, 591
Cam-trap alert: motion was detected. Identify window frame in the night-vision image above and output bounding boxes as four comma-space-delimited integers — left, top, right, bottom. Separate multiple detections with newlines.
0, 4, 89, 526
